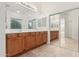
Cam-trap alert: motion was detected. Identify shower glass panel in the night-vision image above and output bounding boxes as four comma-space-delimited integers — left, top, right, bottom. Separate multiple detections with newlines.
60, 9, 79, 51
50, 14, 60, 47
50, 8, 79, 52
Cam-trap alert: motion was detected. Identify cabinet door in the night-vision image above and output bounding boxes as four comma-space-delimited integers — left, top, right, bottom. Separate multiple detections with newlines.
24, 32, 31, 51
6, 33, 24, 57
6, 34, 17, 56
36, 32, 43, 46
31, 32, 36, 48
16, 33, 24, 53
7, 39, 15, 56
43, 32, 47, 43
39, 32, 43, 44
50, 31, 59, 41
55, 31, 59, 39
36, 32, 40, 46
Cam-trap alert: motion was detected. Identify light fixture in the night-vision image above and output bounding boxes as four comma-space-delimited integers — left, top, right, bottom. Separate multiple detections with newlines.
16, 2, 38, 12
17, 10, 20, 13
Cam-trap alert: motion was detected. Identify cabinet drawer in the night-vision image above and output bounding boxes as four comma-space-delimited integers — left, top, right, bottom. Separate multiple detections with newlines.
6, 34, 17, 39
17, 33, 23, 37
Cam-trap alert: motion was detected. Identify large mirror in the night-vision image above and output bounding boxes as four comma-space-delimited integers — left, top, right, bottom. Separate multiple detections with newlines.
6, 3, 24, 30
37, 17, 47, 28
6, 3, 39, 30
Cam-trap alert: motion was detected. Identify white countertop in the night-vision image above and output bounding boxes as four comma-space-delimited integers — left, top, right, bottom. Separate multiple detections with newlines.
6, 28, 59, 33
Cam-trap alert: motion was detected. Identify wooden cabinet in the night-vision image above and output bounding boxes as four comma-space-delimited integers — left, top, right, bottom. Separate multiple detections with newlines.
36, 32, 43, 46
24, 32, 31, 51
50, 31, 59, 41
16, 33, 24, 53
30, 32, 36, 48
42, 32, 47, 43
6, 33, 24, 57
6, 34, 17, 56
36, 32, 47, 46
39, 32, 43, 45
36, 32, 40, 46
6, 31, 48, 57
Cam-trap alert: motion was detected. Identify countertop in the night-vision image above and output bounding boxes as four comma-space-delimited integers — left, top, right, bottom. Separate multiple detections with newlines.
6, 28, 59, 33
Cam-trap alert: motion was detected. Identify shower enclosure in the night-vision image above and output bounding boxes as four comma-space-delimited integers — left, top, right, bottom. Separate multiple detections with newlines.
49, 8, 79, 52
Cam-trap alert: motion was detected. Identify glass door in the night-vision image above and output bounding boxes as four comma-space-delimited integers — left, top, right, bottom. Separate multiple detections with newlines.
60, 9, 79, 51
50, 14, 60, 47
49, 8, 79, 52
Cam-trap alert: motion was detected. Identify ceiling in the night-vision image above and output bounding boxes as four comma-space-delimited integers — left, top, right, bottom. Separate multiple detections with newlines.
6, 2, 79, 17
6, 2, 37, 15
29, 2, 79, 16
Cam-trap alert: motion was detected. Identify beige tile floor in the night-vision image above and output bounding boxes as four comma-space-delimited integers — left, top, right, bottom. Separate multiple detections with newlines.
62, 38, 78, 51
19, 39, 79, 57
51, 38, 78, 52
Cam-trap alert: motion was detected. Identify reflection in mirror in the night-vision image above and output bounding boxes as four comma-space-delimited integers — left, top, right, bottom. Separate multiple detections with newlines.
38, 19, 41, 27
50, 14, 60, 47
10, 18, 22, 29
38, 17, 46, 27
50, 15, 59, 30
28, 19, 36, 29
42, 17, 46, 27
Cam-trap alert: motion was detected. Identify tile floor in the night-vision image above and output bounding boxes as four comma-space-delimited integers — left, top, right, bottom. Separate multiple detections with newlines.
19, 39, 79, 57
51, 38, 78, 51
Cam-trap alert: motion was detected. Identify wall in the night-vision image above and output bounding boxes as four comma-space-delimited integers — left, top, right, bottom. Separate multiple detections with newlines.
0, 3, 6, 57
65, 9, 79, 40
40, 2, 79, 16
70, 9, 78, 40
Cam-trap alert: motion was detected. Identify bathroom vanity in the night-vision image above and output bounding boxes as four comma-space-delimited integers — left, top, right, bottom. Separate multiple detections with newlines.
6, 31, 48, 57
6, 30, 59, 57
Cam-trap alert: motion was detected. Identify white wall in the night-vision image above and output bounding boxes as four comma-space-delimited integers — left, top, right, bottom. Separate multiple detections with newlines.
70, 9, 78, 40
0, 3, 6, 57
65, 9, 79, 40
39, 2, 79, 16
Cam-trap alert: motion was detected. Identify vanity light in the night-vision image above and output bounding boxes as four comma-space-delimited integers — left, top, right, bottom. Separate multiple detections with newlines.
17, 10, 20, 13
16, 2, 38, 12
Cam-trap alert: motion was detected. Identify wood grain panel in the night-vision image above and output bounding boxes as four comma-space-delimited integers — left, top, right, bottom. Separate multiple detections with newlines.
50, 31, 59, 41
